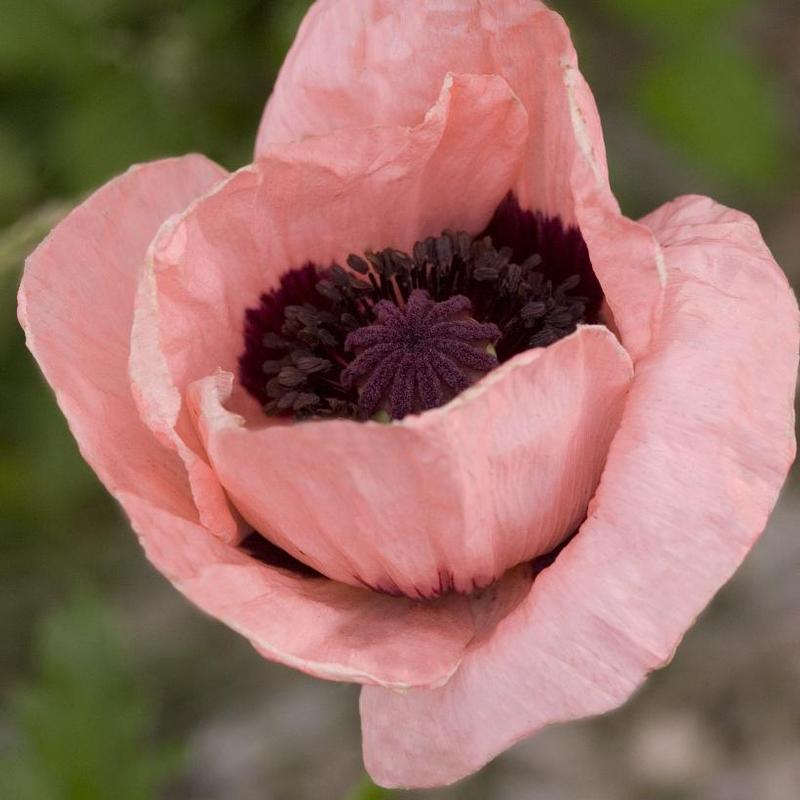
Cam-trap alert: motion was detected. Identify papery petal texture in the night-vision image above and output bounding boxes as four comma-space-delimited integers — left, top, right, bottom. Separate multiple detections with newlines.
258, 0, 664, 360
131, 73, 528, 436
18, 155, 226, 519
359, 195, 798, 788
126, 494, 477, 688
190, 327, 632, 598
19, 156, 478, 690
19, 0, 798, 785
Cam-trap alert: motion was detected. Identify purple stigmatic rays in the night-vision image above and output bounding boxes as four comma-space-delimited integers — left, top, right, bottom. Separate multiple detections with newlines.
342, 290, 500, 420
238, 193, 603, 421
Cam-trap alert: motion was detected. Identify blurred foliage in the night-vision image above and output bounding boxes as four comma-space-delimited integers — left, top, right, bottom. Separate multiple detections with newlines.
597, 0, 790, 192
598, 0, 747, 36
0, 594, 180, 799
0, 0, 312, 226
636, 37, 787, 189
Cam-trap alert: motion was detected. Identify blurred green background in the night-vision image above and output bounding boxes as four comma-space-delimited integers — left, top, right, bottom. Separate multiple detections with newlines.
1, 1, 798, 798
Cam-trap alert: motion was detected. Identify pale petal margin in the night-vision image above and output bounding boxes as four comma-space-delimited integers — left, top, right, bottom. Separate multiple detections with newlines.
359, 195, 798, 787
188, 327, 632, 599
256, 0, 665, 360
18, 156, 478, 689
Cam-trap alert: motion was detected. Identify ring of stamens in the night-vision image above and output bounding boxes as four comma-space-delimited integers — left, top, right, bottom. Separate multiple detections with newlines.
239, 197, 600, 421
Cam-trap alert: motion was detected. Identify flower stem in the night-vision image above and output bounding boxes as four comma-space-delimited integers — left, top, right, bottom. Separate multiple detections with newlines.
345, 774, 395, 800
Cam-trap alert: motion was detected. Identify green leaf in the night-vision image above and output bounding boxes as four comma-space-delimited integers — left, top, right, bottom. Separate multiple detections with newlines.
597, 0, 747, 37
49, 75, 187, 190
0, 124, 37, 225
0, 594, 182, 800
634, 38, 788, 189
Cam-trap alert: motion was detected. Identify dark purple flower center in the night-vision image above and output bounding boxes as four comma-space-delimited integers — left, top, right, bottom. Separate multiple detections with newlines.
342, 290, 500, 419
238, 194, 602, 422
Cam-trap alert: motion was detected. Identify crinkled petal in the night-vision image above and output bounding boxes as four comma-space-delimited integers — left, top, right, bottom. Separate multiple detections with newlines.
257, 0, 664, 358
123, 493, 476, 689
18, 155, 226, 520
359, 195, 798, 788
188, 327, 632, 598
131, 71, 527, 433
130, 212, 246, 545
18, 155, 478, 690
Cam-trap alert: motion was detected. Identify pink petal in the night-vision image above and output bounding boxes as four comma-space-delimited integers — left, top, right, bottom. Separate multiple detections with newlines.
188, 326, 632, 598
19, 155, 477, 690
257, 0, 664, 359
123, 492, 476, 689
359, 195, 798, 788
130, 212, 246, 545
18, 156, 226, 519
132, 71, 527, 434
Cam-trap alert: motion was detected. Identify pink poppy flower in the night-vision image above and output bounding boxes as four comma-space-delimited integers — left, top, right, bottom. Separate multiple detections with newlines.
18, 0, 798, 789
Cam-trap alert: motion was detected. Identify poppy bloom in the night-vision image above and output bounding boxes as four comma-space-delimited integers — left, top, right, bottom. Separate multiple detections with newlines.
18, 0, 798, 789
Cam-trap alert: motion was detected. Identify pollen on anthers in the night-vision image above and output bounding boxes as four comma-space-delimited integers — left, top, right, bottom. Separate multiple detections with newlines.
238, 203, 596, 422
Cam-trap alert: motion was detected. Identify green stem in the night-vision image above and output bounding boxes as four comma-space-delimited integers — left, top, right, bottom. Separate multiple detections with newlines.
346, 774, 395, 800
